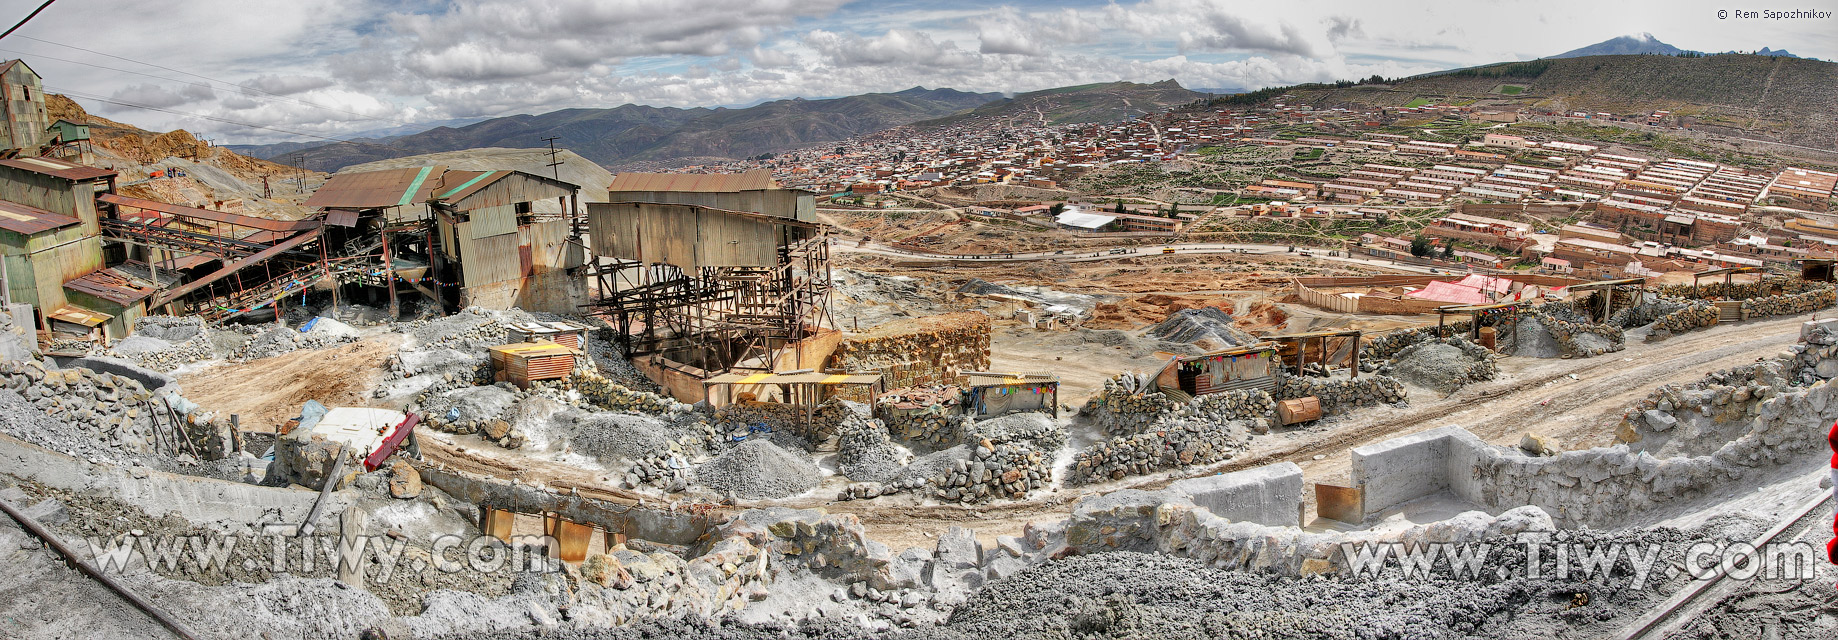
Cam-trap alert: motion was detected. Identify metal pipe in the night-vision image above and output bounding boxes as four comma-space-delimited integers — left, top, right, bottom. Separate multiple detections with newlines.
0, 494, 201, 640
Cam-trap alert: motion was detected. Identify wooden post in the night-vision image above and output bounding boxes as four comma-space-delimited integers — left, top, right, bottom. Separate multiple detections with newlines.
381, 225, 399, 320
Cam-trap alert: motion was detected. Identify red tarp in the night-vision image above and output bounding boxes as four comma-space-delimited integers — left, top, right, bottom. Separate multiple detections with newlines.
1405, 280, 1488, 305
1454, 274, 1514, 294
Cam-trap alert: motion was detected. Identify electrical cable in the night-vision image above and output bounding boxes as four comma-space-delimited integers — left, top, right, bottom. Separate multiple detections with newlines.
0, 0, 56, 42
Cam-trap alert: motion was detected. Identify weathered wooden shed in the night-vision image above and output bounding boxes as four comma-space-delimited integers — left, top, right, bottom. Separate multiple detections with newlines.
1154, 344, 1281, 398
428, 170, 583, 312
0, 157, 114, 329
0, 60, 49, 152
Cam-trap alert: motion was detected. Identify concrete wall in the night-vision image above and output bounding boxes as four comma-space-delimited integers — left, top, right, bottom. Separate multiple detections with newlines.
633, 355, 708, 404
1292, 280, 1358, 313
1349, 425, 1460, 515
418, 465, 709, 546
1167, 462, 1303, 527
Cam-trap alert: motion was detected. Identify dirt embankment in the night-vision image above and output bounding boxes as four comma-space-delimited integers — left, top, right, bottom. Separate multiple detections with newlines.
176, 335, 402, 431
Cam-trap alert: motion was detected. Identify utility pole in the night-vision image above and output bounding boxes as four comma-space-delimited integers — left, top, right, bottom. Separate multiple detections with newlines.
541, 136, 564, 181
261, 174, 271, 199
291, 153, 306, 193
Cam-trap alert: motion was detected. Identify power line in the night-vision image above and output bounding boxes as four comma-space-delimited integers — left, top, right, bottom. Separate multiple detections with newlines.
0, 0, 56, 42
2, 38, 415, 127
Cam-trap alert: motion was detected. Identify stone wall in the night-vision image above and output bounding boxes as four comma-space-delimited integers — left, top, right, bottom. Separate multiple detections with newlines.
1742, 286, 1837, 319
1069, 389, 1271, 485
829, 312, 991, 400
1646, 299, 1717, 338
0, 359, 163, 459
1081, 373, 1180, 437
1277, 375, 1406, 415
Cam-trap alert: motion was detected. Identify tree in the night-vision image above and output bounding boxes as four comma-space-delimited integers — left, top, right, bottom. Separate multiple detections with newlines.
1049, 203, 1066, 216
1113, 200, 1127, 214
1168, 203, 1180, 218
1440, 244, 1455, 259
1409, 234, 1431, 257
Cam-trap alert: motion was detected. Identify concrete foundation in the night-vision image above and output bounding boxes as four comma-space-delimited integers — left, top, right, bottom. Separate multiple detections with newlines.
1166, 461, 1303, 527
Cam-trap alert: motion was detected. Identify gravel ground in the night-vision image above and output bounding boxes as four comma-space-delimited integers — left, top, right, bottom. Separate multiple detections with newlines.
696, 439, 821, 499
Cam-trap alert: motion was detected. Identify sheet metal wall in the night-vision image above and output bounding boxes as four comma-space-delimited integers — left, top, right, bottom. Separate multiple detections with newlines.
449, 174, 574, 212
0, 170, 97, 232
468, 204, 516, 238
605, 188, 814, 222
586, 202, 780, 271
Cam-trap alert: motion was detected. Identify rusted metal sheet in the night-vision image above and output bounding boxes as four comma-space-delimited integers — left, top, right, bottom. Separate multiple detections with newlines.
449, 172, 574, 211
608, 169, 773, 193
303, 166, 445, 209
0, 156, 115, 181
100, 193, 319, 232
545, 515, 594, 564
1315, 483, 1363, 524
0, 198, 78, 235
63, 267, 156, 305
323, 209, 359, 227
587, 202, 813, 272
1277, 396, 1321, 425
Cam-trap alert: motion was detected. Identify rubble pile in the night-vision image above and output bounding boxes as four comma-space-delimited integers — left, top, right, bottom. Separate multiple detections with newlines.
573, 371, 678, 415
0, 359, 163, 460
873, 385, 970, 448
695, 439, 822, 499
836, 413, 907, 485
398, 306, 533, 350
575, 535, 771, 621
1082, 372, 1178, 436
1278, 375, 1405, 415
1359, 320, 1472, 365
1069, 416, 1251, 484
829, 312, 991, 398
107, 316, 214, 371
227, 322, 359, 361
1647, 299, 1718, 339
966, 411, 1068, 454
1608, 297, 1688, 329
1525, 308, 1623, 358
1377, 337, 1498, 394
928, 437, 1050, 503
1741, 286, 1836, 319
1618, 322, 1838, 455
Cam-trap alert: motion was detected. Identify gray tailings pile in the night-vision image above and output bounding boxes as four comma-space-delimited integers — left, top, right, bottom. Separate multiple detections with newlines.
1070, 388, 1271, 484
1145, 306, 1256, 348
1377, 337, 1498, 394
696, 439, 822, 499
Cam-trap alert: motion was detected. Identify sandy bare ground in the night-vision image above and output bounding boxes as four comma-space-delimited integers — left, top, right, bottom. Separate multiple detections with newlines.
175, 335, 403, 431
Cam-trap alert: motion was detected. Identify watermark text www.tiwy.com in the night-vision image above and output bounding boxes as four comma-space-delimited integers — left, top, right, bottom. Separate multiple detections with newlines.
1339, 532, 1819, 589
85, 530, 564, 585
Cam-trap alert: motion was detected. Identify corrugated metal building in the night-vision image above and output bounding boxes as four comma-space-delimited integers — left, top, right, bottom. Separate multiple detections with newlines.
0, 157, 115, 333
428, 169, 583, 312
607, 169, 815, 222
0, 60, 49, 152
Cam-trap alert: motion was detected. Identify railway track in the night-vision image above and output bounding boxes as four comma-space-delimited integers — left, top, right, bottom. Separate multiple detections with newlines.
1611, 488, 1834, 640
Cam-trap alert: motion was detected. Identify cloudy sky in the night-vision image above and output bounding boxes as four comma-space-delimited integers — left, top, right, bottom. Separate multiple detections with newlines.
0, 0, 1830, 144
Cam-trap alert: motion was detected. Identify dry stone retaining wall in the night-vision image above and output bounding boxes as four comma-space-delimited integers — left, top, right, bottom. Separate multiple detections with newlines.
829, 312, 991, 400
1742, 286, 1837, 319
1278, 375, 1406, 415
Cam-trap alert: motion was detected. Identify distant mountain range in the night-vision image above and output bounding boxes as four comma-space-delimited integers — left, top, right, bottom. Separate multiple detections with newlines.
1554, 33, 1805, 59
236, 87, 1001, 172
234, 82, 1207, 172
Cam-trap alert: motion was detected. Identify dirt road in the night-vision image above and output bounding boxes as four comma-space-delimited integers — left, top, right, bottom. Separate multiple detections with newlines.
177, 335, 402, 431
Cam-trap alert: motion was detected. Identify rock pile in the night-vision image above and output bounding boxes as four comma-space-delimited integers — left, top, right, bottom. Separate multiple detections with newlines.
1378, 337, 1497, 394
1083, 372, 1177, 437
1647, 299, 1717, 340
929, 438, 1050, 503
0, 360, 162, 459
873, 386, 970, 448
1742, 286, 1836, 319
714, 398, 850, 444
1278, 375, 1405, 415
1360, 321, 1472, 365
108, 316, 215, 371
573, 371, 677, 415
836, 413, 906, 484
1145, 307, 1256, 348
1069, 416, 1250, 485
227, 322, 358, 361
1608, 297, 1687, 329
695, 439, 822, 499
967, 411, 1068, 454
575, 535, 769, 621
1527, 309, 1623, 358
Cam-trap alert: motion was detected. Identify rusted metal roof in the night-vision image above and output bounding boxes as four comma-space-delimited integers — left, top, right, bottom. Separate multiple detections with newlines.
432, 170, 505, 201
64, 267, 158, 305
609, 169, 775, 193
323, 209, 360, 227
0, 156, 116, 181
99, 193, 319, 232
303, 166, 446, 209
0, 199, 79, 235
